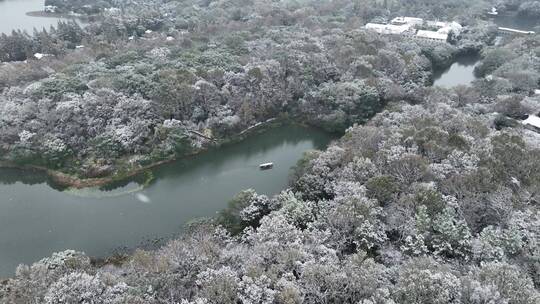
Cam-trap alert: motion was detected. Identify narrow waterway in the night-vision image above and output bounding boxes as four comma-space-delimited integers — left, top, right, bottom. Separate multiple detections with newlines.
0, 0, 75, 34
432, 12, 539, 89
493, 13, 539, 32
0, 125, 333, 277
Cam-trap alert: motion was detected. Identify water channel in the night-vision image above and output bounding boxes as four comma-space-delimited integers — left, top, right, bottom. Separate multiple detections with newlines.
0, 125, 333, 277
493, 13, 540, 32
432, 13, 539, 88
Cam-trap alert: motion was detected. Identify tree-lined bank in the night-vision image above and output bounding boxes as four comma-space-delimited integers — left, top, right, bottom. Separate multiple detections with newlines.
1, 0, 540, 302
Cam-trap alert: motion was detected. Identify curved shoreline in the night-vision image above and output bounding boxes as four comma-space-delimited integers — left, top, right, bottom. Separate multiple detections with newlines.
0, 118, 313, 189
0, 158, 174, 189
25, 10, 90, 20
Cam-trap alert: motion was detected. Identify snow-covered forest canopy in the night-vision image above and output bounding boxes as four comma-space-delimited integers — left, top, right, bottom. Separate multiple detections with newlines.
1, 0, 540, 302
0, 0, 501, 180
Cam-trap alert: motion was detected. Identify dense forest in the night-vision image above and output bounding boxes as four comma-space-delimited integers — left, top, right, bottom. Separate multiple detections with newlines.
1, 0, 540, 303
0, 0, 500, 181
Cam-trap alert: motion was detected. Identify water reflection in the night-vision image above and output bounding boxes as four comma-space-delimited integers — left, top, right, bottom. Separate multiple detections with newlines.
0, 125, 333, 277
0, 167, 56, 187
432, 53, 481, 88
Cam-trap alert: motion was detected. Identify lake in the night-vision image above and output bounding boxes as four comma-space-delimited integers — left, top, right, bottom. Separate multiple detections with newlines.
432, 54, 481, 88
0, 125, 332, 277
0, 0, 74, 34
0, 0, 332, 278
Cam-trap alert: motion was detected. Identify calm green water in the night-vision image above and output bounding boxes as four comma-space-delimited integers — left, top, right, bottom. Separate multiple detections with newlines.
493, 13, 539, 32
432, 54, 481, 88
432, 13, 539, 89
0, 0, 74, 34
0, 125, 333, 277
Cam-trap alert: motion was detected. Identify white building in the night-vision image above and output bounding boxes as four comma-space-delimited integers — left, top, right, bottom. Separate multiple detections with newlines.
487, 7, 499, 16
44, 5, 57, 13
522, 115, 540, 130
366, 17, 461, 44
391, 17, 424, 26
498, 27, 536, 36
416, 30, 448, 42
365, 23, 412, 35
437, 21, 463, 35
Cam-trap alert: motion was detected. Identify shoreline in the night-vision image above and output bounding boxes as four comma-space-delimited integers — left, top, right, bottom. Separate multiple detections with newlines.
0, 118, 332, 279
0, 158, 175, 189
26, 10, 85, 19
0, 118, 311, 189
26, 11, 69, 18
25, 10, 94, 22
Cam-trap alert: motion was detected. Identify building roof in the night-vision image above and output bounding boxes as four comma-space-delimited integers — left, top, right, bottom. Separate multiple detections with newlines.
488, 7, 499, 15
437, 27, 454, 35
416, 30, 448, 41
391, 17, 424, 25
433, 21, 447, 28
498, 27, 535, 35
425, 20, 463, 35
365, 18, 461, 42
522, 115, 540, 129
365, 23, 411, 35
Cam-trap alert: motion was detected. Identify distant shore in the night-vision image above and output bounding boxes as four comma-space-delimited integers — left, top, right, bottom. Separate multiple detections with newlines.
26, 10, 93, 22
0, 118, 302, 189
0, 159, 174, 189
26, 10, 76, 18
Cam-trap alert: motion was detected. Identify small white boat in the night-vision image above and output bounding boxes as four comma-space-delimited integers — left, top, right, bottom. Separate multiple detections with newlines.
487, 7, 498, 16
259, 162, 274, 170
